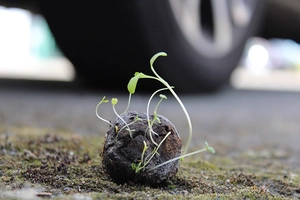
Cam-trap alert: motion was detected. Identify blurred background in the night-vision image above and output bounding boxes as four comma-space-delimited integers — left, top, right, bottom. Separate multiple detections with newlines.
0, 1, 300, 92
0, 6, 74, 82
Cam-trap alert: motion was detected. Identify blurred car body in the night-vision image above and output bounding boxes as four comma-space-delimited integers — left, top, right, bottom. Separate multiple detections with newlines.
0, 0, 299, 92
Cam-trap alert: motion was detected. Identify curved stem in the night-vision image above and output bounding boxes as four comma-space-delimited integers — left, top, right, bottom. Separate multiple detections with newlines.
112, 104, 133, 138
118, 114, 140, 134
95, 99, 112, 125
150, 66, 193, 155
121, 93, 132, 115
143, 131, 172, 168
148, 147, 207, 171
146, 87, 170, 146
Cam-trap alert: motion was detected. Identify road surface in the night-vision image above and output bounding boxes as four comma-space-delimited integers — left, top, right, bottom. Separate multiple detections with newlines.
1, 79, 299, 170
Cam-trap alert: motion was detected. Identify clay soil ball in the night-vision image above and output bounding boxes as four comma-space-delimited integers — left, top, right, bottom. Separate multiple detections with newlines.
101, 111, 182, 185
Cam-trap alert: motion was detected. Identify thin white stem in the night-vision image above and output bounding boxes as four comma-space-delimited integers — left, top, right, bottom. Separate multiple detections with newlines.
144, 147, 157, 165
150, 66, 193, 155
143, 131, 172, 168
95, 101, 112, 125
148, 148, 207, 171
121, 93, 132, 115
146, 87, 169, 146
140, 141, 148, 164
154, 98, 164, 115
118, 115, 140, 134
112, 104, 133, 138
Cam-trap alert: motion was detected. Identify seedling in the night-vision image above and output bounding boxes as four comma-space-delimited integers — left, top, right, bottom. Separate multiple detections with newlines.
127, 52, 193, 155
95, 96, 111, 125
145, 88, 170, 145
132, 131, 172, 174
148, 141, 215, 171
97, 52, 215, 184
111, 98, 135, 138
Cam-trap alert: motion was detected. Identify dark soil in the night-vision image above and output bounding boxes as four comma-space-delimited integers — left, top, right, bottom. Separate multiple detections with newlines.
102, 111, 182, 185
0, 126, 300, 199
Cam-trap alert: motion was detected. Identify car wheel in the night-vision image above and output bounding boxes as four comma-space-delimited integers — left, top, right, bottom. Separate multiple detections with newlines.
136, 0, 265, 92
39, 0, 264, 92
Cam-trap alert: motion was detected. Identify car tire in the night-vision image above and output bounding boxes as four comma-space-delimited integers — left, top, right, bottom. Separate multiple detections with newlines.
39, 0, 265, 92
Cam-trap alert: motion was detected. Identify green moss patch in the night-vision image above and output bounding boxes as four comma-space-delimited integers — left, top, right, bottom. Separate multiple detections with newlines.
1, 127, 299, 199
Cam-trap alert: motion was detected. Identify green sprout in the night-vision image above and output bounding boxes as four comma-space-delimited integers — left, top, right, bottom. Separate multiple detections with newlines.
121, 92, 132, 115
131, 132, 172, 173
141, 131, 171, 170
95, 96, 112, 125
117, 114, 141, 136
97, 52, 215, 175
131, 141, 148, 173
111, 98, 135, 138
148, 93, 167, 130
205, 141, 216, 154
128, 52, 193, 155
96, 95, 140, 138
145, 87, 170, 145
153, 94, 167, 123
148, 141, 215, 171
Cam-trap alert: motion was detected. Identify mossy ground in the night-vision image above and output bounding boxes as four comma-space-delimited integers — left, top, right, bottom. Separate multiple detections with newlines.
0, 126, 299, 199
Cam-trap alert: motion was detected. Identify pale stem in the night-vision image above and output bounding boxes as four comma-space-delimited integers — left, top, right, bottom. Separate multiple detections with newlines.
112, 104, 133, 138
148, 147, 207, 171
146, 87, 169, 146
140, 141, 148, 165
150, 66, 193, 155
95, 101, 112, 125
121, 93, 132, 115
154, 96, 164, 115
118, 115, 140, 134
143, 131, 172, 169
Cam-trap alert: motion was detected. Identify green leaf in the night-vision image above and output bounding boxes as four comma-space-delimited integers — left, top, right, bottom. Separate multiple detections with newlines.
101, 96, 109, 103
127, 73, 142, 94
205, 141, 215, 154
131, 162, 142, 173
131, 163, 137, 171
127, 76, 139, 94
127, 72, 151, 94
111, 98, 118, 105
126, 128, 135, 132
150, 52, 167, 67
143, 141, 148, 151
159, 94, 167, 99
208, 147, 215, 154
